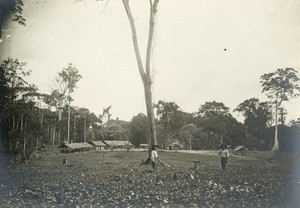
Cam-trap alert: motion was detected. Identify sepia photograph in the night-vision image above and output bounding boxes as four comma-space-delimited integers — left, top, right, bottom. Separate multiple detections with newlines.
0, 0, 300, 207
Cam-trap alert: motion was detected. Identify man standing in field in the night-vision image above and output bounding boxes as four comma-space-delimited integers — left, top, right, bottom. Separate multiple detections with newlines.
149, 145, 170, 169
150, 145, 159, 169
218, 144, 229, 170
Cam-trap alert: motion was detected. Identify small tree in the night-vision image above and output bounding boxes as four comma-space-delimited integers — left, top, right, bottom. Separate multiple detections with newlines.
260, 68, 300, 151
179, 124, 196, 150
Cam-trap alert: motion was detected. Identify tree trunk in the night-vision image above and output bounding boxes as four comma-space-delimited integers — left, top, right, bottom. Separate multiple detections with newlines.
84, 115, 87, 142
48, 125, 50, 142
58, 110, 62, 144
122, 0, 159, 154
12, 115, 15, 130
37, 109, 44, 148
23, 135, 26, 160
20, 114, 23, 132
272, 102, 279, 151
73, 117, 76, 142
143, 80, 157, 151
52, 125, 56, 146
67, 101, 71, 143
23, 119, 27, 159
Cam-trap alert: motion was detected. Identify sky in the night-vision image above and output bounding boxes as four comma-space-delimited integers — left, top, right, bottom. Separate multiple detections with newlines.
0, 0, 300, 122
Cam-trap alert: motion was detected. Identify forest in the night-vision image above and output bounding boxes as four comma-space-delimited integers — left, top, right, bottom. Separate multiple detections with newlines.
0, 57, 300, 160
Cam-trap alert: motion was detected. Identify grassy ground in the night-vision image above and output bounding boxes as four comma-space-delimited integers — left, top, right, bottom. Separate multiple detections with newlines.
0, 149, 299, 207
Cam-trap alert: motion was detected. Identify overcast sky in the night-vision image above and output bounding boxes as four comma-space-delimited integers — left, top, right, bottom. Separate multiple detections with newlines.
1, 0, 300, 122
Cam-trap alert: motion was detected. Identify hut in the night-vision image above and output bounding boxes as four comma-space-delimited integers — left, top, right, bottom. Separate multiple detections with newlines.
139, 144, 149, 149
167, 143, 182, 150
233, 145, 248, 155
89, 141, 107, 150
102, 140, 134, 149
59, 142, 93, 153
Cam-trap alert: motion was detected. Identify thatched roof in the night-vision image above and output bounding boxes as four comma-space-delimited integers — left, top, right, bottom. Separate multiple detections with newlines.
59, 142, 93, 149
234, 145, 248, 152
90, 141, 107, 146
102, 140, 133, 146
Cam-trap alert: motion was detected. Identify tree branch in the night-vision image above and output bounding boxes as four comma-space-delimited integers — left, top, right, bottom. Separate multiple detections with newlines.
101, 0, 111, 13
145, 0, 159, 79
122, 0, 146, 82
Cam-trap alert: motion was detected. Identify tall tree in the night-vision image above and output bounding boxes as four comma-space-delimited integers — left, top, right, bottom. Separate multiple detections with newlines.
0, 58, 39, 157
155, 100, 179, 146
155, 100, 193, 148
122, 0, 159, 157
130, 113, 149, 147
102, 105, 112, 123
234, 98, 272, 141
78, 108, 90, 142
60, 63, 82, 143
197, 101, 230, 118
46, 63, 81, 143
179, 124, 196, 150
196, 101, 246, 148
260, 68, 300, 151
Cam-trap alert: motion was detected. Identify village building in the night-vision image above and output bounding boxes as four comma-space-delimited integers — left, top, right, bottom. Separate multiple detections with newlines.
233, 145, 248, 155
167, 142, 182, 150
89, 141, 107, 150
139, 144, 148, 149
59, 142, 93, 153
102, 140, 133, 149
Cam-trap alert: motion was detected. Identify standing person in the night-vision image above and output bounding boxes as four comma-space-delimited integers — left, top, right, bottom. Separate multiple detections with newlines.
150, 145, 159, 169
218, 144, 229, 170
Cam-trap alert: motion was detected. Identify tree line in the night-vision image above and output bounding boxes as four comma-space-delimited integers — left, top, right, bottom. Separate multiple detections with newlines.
0, 58, 84, 159
1, 57, 299, 160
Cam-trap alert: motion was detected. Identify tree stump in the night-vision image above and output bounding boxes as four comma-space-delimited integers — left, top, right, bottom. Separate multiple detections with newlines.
193, 160, 201, 170
62, 158, 68, 165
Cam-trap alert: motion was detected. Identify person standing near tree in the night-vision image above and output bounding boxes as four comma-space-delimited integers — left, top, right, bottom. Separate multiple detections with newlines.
218, 144, 229, 170
150, 145, 159, 169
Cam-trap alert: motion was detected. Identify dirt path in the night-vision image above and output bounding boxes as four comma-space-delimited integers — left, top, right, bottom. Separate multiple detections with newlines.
161, 150, 218, 156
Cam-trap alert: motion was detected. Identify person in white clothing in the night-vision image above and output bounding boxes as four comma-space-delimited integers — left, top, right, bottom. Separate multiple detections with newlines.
218, 144, 229, 170
150, 145, 159, 169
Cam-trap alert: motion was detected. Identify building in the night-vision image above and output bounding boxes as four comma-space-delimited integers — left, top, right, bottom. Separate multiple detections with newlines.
89, 141, 107, 150
139, 144, 149, 149
167, 142, 182, 150
102, 140, 133, 149
59, 142, 93, 153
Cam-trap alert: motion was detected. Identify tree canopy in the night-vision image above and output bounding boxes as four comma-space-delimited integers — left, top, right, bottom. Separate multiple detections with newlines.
260, 68, 300, 151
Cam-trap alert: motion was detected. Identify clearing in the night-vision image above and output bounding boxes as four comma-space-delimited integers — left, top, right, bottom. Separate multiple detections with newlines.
0, 149, 299, 207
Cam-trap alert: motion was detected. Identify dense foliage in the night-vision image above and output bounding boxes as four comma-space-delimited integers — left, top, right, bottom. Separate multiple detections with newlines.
1, 57, 300, 160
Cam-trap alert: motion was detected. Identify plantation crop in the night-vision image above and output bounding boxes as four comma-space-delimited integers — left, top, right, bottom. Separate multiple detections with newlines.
0, 150, 299, 207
